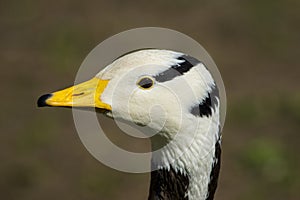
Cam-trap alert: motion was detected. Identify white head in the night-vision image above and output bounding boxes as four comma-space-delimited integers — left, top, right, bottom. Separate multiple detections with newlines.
38, 49, 221, 200
99, 50, 218, 138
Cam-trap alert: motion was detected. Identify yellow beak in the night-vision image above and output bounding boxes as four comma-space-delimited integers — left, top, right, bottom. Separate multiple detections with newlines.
37, 77, 111, 111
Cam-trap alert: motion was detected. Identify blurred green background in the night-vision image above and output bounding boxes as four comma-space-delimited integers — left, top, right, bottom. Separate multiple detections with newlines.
1, 0, 300, 199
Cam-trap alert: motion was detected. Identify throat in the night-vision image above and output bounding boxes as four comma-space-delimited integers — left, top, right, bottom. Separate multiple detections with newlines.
148, 137, 221, 200
148, 166, 189, 200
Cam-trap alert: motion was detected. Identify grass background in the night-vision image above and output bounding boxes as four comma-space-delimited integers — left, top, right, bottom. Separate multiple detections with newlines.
1, 0, 300, 199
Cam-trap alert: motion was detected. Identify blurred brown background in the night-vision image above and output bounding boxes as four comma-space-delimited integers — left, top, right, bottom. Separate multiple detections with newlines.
1, 0, 300, 199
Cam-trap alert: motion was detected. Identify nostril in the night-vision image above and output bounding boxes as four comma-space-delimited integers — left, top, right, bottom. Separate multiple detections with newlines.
37, 94, 53, 107
72, 92, 84, 97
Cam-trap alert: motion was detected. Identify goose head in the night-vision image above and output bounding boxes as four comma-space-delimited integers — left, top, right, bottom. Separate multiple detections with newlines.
38, 49, 222, 200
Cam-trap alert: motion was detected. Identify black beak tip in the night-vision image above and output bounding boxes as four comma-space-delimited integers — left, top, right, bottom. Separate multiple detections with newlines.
37, 94, 52, 107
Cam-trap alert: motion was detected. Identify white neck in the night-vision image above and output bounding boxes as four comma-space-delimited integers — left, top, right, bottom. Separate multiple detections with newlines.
150, 109, 221, 200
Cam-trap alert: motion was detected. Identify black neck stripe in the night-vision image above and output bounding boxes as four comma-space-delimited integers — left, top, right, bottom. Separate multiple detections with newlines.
148, 166, 189, 200
205, 136, 222, 200
154, 55, 201, 83
148, 139, 222, 200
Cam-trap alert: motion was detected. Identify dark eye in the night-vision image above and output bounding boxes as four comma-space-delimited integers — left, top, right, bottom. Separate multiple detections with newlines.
137, 76, 154, 89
